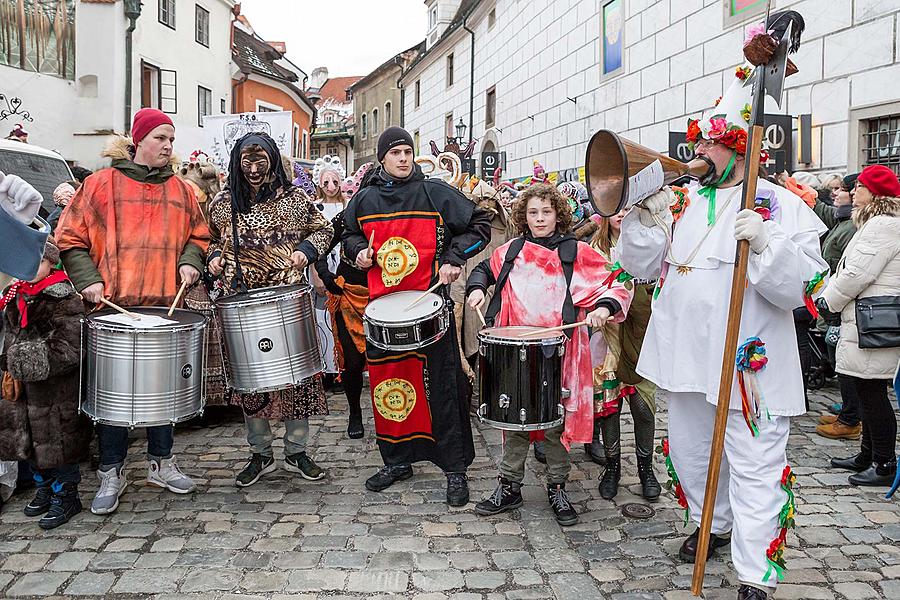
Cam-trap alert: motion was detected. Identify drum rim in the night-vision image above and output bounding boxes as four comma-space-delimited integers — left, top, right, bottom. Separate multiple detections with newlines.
367, 329, 447, 352
364, 302, 448, 328
214, 283, 311, 308
79, 406, 205, 428
84, 308, 207, 332
478, 326, 565, 345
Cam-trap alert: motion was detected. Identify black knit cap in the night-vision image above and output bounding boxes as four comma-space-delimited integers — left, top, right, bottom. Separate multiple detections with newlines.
843, 172, 859, 191
377, 126, 415, 162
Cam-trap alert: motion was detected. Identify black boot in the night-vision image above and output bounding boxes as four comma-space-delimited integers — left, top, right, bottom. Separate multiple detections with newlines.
598, 454, 621, 500
475, 477, 523, 515
365, 464, 413, 492
548, 483, 579, 526
347, 412, 364, 440
583, 419, 606, 466
636, 454, 661, 501
39, 482, 82, 530
678, 529, 731, 563
831, 452, 871, 472
849, 458, 897, 487
737, 584, 770, 599
23, 480, 53, 517
446, 472, 470, 507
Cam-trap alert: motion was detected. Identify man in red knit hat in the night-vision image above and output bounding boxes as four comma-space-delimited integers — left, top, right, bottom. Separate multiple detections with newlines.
56, 108, 210, 516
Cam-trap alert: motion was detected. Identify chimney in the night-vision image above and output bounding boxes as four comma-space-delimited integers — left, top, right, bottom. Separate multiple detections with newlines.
309, 67, 329, 90
267, 41, 286, 54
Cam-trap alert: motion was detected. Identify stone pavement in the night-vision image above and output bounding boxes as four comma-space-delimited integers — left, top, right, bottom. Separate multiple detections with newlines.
1, 383, 898, 600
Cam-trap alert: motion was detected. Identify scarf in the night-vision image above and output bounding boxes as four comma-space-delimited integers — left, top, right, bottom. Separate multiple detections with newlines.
835, 203, 852, 220
227, 132, 293, 215
0, 270, 71, 328
697, 151, 737, 226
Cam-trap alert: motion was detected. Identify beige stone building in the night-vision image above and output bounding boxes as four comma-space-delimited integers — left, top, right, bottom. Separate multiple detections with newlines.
350, 42, 425, 168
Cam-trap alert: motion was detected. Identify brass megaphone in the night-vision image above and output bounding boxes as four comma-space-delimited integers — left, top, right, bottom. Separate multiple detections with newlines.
585, 130, 715, 217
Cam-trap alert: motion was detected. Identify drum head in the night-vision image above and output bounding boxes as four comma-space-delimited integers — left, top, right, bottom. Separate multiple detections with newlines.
216, 284, 308, 307
366, 291, 444, 323
480, 326, 565, 344
87, 306, 206, 329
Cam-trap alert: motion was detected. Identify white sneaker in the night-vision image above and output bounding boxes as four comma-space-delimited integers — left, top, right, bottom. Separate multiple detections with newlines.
147, 456, 196, 494
91, 466, 127, 515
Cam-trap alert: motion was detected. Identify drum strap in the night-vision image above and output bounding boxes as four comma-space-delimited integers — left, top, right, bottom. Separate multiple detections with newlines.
485, 237, 577, 338
229, 205, 249, 293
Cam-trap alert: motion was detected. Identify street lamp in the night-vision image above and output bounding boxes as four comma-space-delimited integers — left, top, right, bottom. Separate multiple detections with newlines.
455, 117, 467, 142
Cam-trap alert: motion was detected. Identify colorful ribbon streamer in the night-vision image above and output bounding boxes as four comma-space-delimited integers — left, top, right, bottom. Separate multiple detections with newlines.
602, 262, 633, 289
803, 270, 828, 319
736, 337, 768, 437
764, 465, 797, 583
657, 438, 690, 525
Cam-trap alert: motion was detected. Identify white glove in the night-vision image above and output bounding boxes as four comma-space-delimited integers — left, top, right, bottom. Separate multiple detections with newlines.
0, 171, 42, 225
734, 209, 770, 254
637, 187, 673, 227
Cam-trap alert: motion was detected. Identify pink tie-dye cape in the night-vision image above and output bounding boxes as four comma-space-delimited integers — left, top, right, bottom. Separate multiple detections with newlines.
489, 238, 633, 448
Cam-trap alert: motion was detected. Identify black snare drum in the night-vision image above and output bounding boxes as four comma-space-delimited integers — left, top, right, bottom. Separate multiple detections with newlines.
364, 290, 449, 351
477, 326, 567, 431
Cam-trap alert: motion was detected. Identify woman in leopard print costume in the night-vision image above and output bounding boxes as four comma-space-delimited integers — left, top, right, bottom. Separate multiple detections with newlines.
207, 133, 334, 486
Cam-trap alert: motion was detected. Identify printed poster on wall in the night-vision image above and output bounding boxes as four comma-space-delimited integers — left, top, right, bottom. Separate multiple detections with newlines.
601, 0, 624, 77
202, 111, 293, 171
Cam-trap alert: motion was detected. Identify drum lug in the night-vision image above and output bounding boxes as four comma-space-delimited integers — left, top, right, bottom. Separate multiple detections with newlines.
557, 403, 565, 417
561, 388, 571, 399
519, 408, 527, 424
479, 343, 485, 356
477, 403, 487, 422
558, 344, 565, 357
498, 394, 510, 409
519, 346, 527, 362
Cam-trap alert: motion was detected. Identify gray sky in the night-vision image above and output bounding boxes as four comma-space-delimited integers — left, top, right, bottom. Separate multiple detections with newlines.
239, 0, 428, 77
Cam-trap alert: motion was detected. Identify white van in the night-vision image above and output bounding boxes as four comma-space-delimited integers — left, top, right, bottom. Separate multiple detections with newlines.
0, 139, 74, 217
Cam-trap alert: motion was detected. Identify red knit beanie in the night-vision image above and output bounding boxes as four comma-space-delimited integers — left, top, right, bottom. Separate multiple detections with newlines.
131, 108, 174, 145
858, 165, 900, 198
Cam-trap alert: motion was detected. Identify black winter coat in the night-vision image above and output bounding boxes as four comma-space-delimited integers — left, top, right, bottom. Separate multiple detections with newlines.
0, 279, 91, 468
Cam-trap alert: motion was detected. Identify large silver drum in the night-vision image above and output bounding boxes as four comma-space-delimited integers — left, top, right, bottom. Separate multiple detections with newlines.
216, 284, 323, 393
80, 307, 208, 427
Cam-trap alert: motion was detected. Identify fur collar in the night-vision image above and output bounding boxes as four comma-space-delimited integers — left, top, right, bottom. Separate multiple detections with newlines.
42, 281, 76, 298
852, 194, 900, 228
102, 135, 181, 169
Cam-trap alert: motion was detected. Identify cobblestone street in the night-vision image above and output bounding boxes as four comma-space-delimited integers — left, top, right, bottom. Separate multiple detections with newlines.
1, 383, 898, 600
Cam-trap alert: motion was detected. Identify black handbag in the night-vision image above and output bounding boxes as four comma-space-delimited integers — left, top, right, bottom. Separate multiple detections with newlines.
855, 295, 900, 349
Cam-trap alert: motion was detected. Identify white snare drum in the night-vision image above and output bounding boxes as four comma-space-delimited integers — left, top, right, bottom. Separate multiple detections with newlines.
80, 307, 208, 427
215, 284, 323, 393
364, 291, 450, 351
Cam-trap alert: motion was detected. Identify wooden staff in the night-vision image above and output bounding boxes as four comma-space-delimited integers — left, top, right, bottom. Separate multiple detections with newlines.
100, 297, 141, 321
516, 319, 590, 338
168, 280, 188, 317
404, 282, 442, 311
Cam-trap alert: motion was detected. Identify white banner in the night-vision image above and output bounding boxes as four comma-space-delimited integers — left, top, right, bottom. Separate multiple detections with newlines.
202, 111, 293, 171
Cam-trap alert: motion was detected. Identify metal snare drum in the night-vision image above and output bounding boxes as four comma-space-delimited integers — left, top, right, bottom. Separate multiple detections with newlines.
364, 290, 449, 351
215, 284, 323, 393
476, 326, 567, 431
80, 307, 208, 427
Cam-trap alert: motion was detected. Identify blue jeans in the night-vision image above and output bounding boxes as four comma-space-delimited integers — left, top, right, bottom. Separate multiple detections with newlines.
245, 417, 308, 457
97, 424, 174, 470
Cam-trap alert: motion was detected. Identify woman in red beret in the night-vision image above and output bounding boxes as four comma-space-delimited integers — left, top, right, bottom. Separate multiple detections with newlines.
818, 164, 900, 487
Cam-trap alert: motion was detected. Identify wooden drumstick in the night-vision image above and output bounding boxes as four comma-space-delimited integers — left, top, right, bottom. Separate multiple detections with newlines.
404, 282, 442, 311
516, 319, 590, 337
100, 297, 141, 321
475, 305, 487, 328
367, 229, 375, 257
168, 280, 188, 317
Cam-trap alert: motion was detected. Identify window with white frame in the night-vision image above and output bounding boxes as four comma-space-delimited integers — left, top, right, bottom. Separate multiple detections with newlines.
488, 7, 496, 29
863, 114, 900, 176
293, 123, 300, 157
372, 108, 379, 134
159, 0, 176, 29
361, 113, 368, 138
485, 86, 496, 129
415, 80, 421, 108
445, 113, 454, 139
195, 5, 209, 47
429, 6, 437, 29
446, 54, 454, 87
197, 86, 212, 126
385, 101, 392, 127
302, 130, 309, 159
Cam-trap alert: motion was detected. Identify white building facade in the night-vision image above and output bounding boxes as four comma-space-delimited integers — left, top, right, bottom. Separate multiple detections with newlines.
0, 0, 234, 169
402, 0, 900, 181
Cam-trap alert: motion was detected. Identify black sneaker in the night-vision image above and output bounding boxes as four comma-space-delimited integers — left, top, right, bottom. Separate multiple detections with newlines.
446, 472, 470, 507
548, 483, 579, 526
365, 464, 413, 492
23, 484, 53, 517
284, 452, 326, 481
235, 454, 276, 487
38, 483, 82, 530
475, 477, 523, 515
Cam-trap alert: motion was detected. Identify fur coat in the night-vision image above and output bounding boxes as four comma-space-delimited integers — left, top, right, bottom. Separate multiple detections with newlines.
822, 195, 900, 379
0, 280, 92, 468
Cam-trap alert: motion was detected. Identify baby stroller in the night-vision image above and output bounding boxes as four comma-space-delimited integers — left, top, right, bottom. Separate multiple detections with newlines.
795, 307, 835, 393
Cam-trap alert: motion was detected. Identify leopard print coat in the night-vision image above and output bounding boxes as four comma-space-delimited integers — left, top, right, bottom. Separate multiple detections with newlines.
207, 185, 333, 421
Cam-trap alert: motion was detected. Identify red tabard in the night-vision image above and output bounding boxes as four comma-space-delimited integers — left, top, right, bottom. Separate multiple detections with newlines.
367, 352, 434, 444
360, 212, 442, 299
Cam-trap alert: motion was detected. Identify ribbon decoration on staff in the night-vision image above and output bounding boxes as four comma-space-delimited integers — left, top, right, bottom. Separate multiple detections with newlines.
735, 337, 769, 437
803, 270, 827, 319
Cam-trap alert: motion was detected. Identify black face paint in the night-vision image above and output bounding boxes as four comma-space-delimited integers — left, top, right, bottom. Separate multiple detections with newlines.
240, 149, 270, 188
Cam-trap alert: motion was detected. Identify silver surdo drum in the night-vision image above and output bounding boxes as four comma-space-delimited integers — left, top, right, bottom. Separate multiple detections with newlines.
216, 284, 323, 393
364, 290, 449, 351
80, 308, 208, 427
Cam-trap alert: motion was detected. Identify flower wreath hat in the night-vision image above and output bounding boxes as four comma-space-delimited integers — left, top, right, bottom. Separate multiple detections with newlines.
686, 66, 770, 164
312, 155, 347, 188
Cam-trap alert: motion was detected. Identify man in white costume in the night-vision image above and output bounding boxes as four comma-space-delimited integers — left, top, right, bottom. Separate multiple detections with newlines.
617, 66, 828, 600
